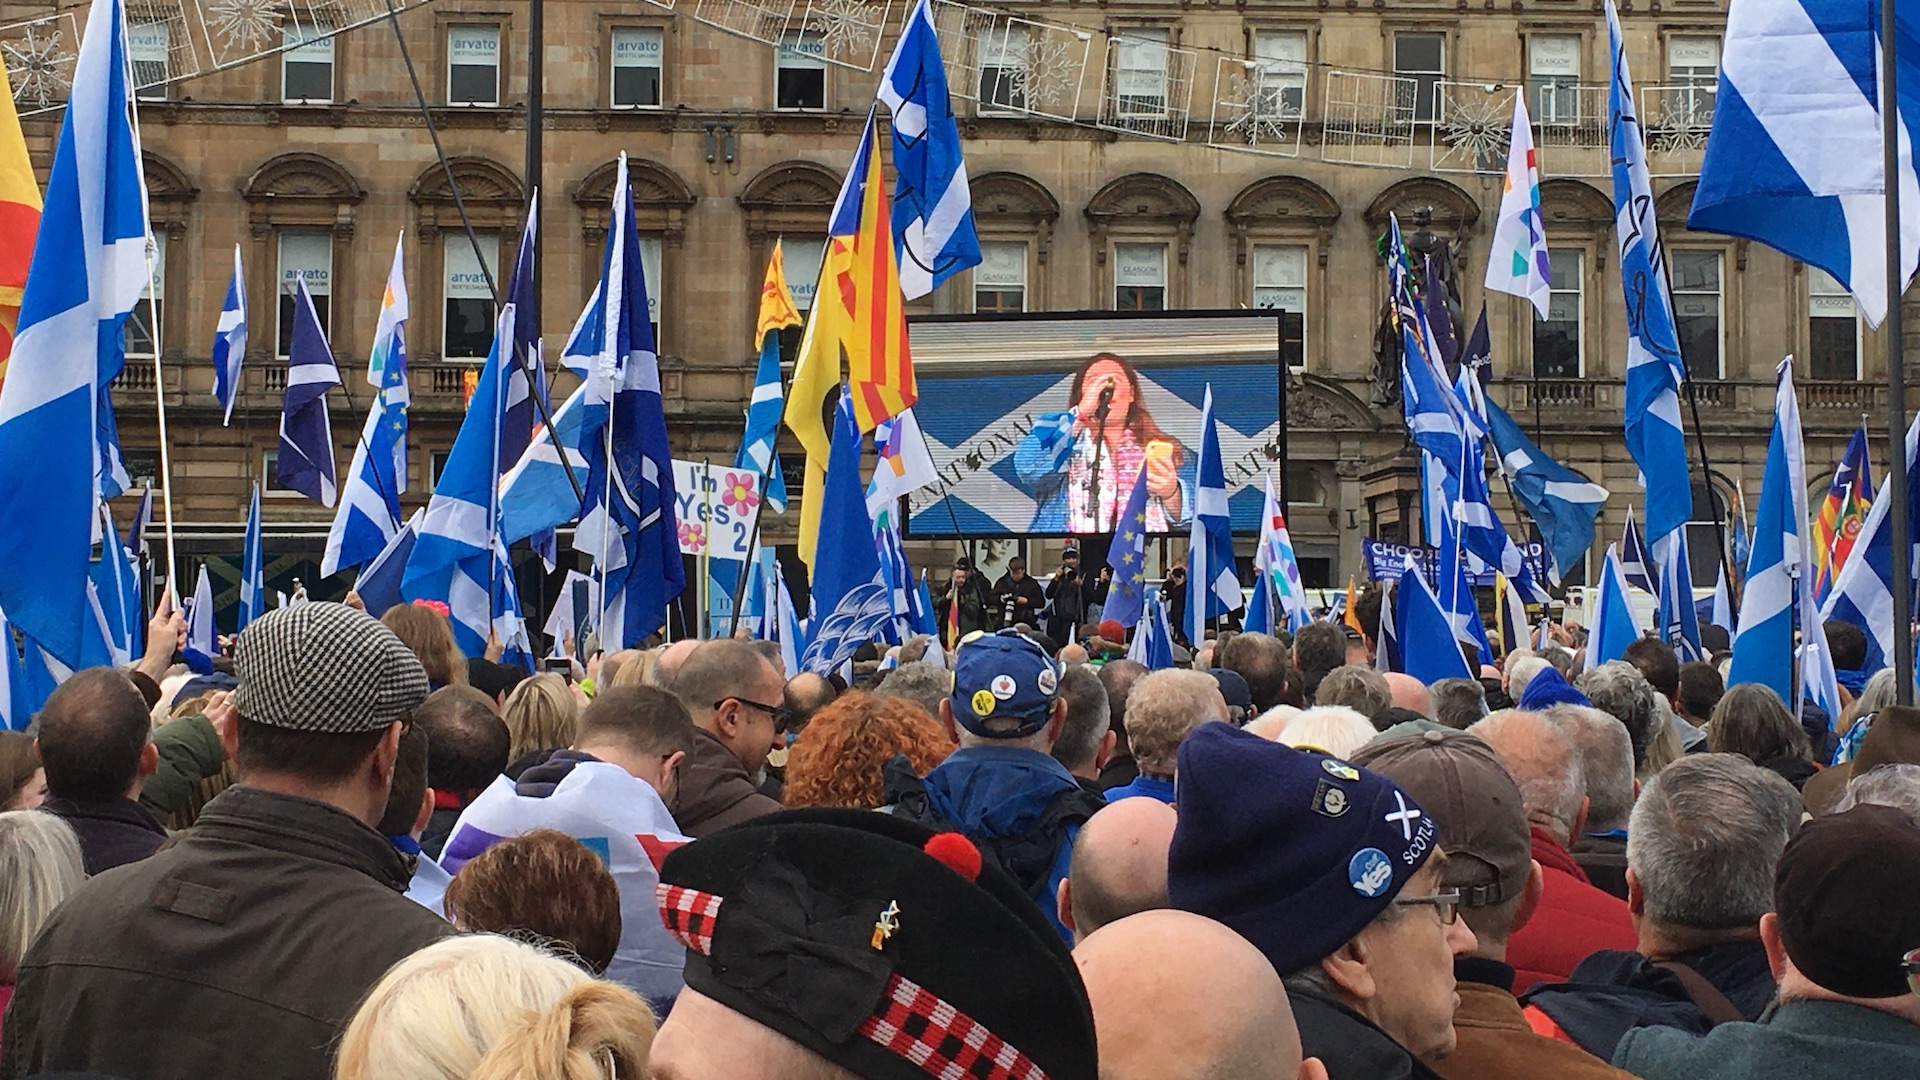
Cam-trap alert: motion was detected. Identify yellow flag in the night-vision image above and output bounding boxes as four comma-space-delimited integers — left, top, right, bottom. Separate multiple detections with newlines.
784, 253, 840, 568
755, 239, 803, 349
1343, 576, 1364, 635
0, 50, 45, 376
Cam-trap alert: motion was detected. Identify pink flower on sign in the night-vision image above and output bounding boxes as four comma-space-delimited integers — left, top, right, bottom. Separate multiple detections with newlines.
678, 520, 707, 550
722, 473, 759, 512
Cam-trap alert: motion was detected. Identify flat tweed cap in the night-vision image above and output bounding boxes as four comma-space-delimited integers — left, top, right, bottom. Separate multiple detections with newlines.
234, 602, 430, 733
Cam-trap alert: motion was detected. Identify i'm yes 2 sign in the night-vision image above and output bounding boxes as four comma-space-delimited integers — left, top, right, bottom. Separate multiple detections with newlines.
672, 461, 760, 560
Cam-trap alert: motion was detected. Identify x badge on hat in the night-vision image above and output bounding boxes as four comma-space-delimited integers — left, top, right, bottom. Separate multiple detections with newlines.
1385, 791, 1423, 841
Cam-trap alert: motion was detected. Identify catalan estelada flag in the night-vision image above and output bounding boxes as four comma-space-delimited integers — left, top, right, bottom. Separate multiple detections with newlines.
0, 49, 44, 383
1813, 422, 1875, 604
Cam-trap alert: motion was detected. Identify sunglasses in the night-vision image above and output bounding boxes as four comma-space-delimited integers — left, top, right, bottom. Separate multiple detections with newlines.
1392, 890, 1462, 926
716, 696, 795, 734
1906, 948, 1920, 997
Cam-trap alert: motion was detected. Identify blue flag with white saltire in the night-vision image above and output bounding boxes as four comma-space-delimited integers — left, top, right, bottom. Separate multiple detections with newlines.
1653, 527, 1703, 662
323, 233, 410, 578
1689, 0, 1920, 328
212, 243, 247, 425
1189, 385, 1241, 647
124, 485, 151, 560
278, 274, 341, 507
735, 318, 790, 515
1821, 411, 1920, 674
0, 607, 29, 731
571, 154, 684, 649
1437, 513, 1495, 667
1104, 466, 1151, 629
354, 507, 420, 620
84, 505, 138, 668
1395, 562, 1475, 685
1027, 408, 1079, 476
1607, 0, 1693, 545
1127, 592, 1176, 671
1451, 360, 1548, 603
240, 482, 264, 631
1242, 571, 1273, 636
811, 393, 885, 627
877, 0, 980, 299
1710, 563, 1733, 631
1485, 394, 1608, 585
874, 514, 916, 643
0, 0, 148, 668
500, 384, 589, 547
1586, 545, 1642, 669
1618, 509, 1658, 596
18, 638, 60, 725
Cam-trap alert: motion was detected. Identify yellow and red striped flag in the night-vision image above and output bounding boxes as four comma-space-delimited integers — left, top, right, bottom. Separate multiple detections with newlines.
0, 50, 44, 383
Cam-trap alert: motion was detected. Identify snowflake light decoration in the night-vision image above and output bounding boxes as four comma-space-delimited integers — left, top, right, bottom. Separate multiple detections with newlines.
1650, 100, 1710, 154
1220, 70, 1290, 146
205, 0, 282, 55
1438, 92, 1511, 172
3, 24, 72, 111
1009, 34, 1075, 112
807, 0, 882, 63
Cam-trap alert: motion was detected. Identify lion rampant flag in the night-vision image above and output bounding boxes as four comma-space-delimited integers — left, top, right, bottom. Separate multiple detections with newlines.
0, 50, 44, 383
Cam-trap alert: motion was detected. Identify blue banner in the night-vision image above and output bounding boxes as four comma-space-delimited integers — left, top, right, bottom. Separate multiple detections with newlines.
1363, 538, 1550, 588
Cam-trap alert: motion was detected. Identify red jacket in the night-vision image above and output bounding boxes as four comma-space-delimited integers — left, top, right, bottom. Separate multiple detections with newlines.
1507, 826, 1637, 994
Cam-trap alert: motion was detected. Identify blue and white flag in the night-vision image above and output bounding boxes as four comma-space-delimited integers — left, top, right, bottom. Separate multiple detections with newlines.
1710, 562, 1733, 631
1486, 395, 1608, 584
16, 634, 59, 729
1618, 509, 1658, 596
735, 318, 790, 515
353, 507, 420, 620
810, 394, 885, 632
874, 514, 916, 642
1586, 545, 1642, 669
84, 505, 139, 668
323, 233, 410, 578
1126, 592, 1176, 671
877, 0, 980, 299
1395, 562, 1474, 685
1103, 466, 1151, 629
1026, 408, 1079, 477
1689, 0, 1920, 328
1450, 360, 1547, 603
500, 383, 589, 550
800, 582, 895, 676
187, 563, 215, 656
1437, 513, 1495, 667
0, 0, 148, 667
278, 274, 341, 507
1652, 527, 1703, 662
212, 243, 247, 425
1242, 569, 1273, 636
571, 154, 684, 649
775, 565, 804, 678
1607, 0, 1693, 545
1375, 576, 1400, 674
0, 607, 30, 732
240, 482, 264, 631
124, 485, 151, 559
1822, 412, 1920, 673
1188, 385, 1241, 647
1254, 472, 1312, 633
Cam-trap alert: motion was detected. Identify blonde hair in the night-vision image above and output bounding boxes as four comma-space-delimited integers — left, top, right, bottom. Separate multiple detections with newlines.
335, 934, 654, 1080
381, 604, 469, 688
609, 648, 659, 690
0, 810, 85, 979
1124, 669, 1226, 776
502, 673, 580, 763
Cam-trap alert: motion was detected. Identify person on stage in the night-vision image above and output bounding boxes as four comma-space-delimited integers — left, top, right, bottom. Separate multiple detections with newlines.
1013, 354, 1194, 533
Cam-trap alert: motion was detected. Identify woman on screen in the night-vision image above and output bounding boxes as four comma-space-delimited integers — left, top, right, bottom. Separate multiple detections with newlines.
1013, 353, 1192, 533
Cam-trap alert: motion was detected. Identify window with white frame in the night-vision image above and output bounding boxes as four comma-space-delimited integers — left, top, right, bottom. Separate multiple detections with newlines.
282, 22, 334, 103
443, 233, 500, 360
638, 234, 663, 344
974, 241, 1027, 313
1114, 243, 1167, 311
611, 27, 663, 108
1252, 29, 1307, 119
779, 236, 826, 362
277, 230, 332, 356
129, 21, 169, 100
1670, 250, 1723, 379
1808, 267, 1861, 380
1529, 34, 1581, 125
1533, 249, 1583, 378
1393, 32, 1445, 122
447, 25, 500, 106
978, 24, 1028, 112
125, 232, 165, 358
1114, 30, 1170, 117
1251, 243, 1306, 367
776, 32, 826, 109
1668, 36, 1719, 126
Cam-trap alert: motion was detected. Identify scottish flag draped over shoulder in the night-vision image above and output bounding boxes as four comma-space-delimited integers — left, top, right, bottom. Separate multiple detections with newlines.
0, 0, 149, 667
1689, 0, 1920, 327
877, 0, 979, 299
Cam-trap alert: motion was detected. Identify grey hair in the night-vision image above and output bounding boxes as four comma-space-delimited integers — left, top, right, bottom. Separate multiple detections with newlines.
1627, 753, 1802, 931
1540, 646, 1577, 677
1470, 709, 1585, 841
1314, 665, 1390, 720
1829, 763, 1920, 827
1841, 668, 1903, 730
1576, 661, 1661, 769
875, 662, 950, 723
1544, 704, 1637, 833
1507, 656, 1551, 700
1429, 678, 1489, 730
1048, 664, 1111, 773
0, 810, 84, 979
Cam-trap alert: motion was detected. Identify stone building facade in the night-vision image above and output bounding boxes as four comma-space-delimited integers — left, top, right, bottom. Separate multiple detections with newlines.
2, 0, 1902, 611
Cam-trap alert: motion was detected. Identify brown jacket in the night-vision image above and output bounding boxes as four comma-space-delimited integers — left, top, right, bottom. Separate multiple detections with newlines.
1435, 963, 1635, 1080
672, 726, 781, 837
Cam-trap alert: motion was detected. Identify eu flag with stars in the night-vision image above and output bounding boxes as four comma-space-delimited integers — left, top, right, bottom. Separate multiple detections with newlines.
1103, 465, 1151, 629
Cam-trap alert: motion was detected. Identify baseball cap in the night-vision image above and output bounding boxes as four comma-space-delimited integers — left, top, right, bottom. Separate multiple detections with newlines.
1773, 804, 1920, 999
233, 602, 430, 734
1350, 729, 1531, 908
1168, 724, 1438, 975
948, 630, 1061, 739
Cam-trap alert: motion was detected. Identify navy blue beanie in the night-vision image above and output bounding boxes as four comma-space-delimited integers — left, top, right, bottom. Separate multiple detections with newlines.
1517, 665, 1591, 711
1168, 724, 1438, 976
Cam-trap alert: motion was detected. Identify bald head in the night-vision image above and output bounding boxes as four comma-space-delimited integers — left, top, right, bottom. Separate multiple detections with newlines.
1076, 910, 1319, 1080
1384, 672, 1433, 717
1470, 708, 1586, 845
783, 672, 838, 734
1058, 642, 1089, 665
650, 639, 702, 690
1061, 798, 1177, 942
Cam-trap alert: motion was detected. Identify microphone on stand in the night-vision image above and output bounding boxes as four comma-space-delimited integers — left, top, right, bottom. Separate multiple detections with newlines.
1088, 381, 1116, 531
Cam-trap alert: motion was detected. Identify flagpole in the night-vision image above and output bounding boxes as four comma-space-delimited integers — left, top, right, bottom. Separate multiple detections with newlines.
727, 503, 765, 639
123, 26, 178, 599
1882, 0, 1913, 704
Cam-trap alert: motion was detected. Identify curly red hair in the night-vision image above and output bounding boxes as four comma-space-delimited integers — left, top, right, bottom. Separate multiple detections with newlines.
783, 691, 955, 810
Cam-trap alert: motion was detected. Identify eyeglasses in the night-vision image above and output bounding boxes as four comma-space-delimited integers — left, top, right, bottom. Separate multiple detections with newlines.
1392, 890, 1462, 926
1905, 948, 1920, 997
716, 697, 795, 734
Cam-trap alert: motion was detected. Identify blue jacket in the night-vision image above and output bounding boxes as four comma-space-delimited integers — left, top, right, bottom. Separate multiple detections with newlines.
1103, 773, 1176, 805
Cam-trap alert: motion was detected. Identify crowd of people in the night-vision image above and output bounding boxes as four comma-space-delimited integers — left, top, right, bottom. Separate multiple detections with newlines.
1, 583, 1918, 1080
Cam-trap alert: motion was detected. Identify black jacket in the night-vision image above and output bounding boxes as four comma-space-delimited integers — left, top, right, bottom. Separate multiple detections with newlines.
41, 795, 167, 875
2, 785, 451, 1080
991, 573, 1047, 627
1292, 986, 1445, 1080
1520, 941, 1777, 1061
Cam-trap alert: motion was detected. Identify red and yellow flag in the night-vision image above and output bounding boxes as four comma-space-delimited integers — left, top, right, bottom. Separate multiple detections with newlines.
755, 238, 803, 349
0, 50, 45, 382
1343, 576, 1364, 635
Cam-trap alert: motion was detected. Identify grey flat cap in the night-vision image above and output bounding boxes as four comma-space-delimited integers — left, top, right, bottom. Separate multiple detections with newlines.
233, 602, 430, 734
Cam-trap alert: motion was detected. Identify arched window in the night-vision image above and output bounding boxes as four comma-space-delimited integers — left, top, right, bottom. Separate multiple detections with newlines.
1084, 172, 1200, 311
1225, 175, 1339, 370
573, 158, 697, 355
241, 152, 365, 358
408, 158, 525, 363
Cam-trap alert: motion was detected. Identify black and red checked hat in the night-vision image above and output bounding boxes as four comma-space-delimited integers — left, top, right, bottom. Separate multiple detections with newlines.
657, 808, 1097, 1080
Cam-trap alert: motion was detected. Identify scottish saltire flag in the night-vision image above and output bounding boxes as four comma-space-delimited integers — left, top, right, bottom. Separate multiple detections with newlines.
499, 202, 546, 482
874, 515, 916, 641
736, 241, 802, 515
1189, 385, 1241, 647
323, 234, 410, 578
866, 407, 939, 524
240, 482, 263, 631
19, 638, 62, 718
84, 506, 138, 667
1437, 514, 1495, 666
187, 564, 215, 656
0, 607, 29, 731
1689, 0, 1920, 327
0, 0, 149, 667
124, 485, 151, 559
1450, 359, 1547, 602
500, 384, 588, 546
1104, 466, 1150, 629
353, 508, 420, 620
775, 568, 805, 677
1618, 510, 1658, 595
877, 0, 980, 299
1486, 394, 1608, 584
1026, 408, 1079, 477
1586, 545, 1642, 669
1822, 411, 1920, 672
1243, 571, 1273, 636
278, 274, 341, 507
1485, 94, 1552, 317
1495, 572, 1531, 656
572, 154, 683, 648
1395, 562, 1474, 685
811, 394, 883, 624
212, 243, 247, 424
1607, 0, 1693, 545
1653, 528, 1703, 662
1255, 472, 1311, 632
1391, 219, 1478, 475
1814, 423, 1875, 603
1127, 592, 1175, 671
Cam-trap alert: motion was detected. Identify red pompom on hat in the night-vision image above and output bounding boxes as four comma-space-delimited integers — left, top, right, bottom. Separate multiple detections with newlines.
922, 832, 982, 883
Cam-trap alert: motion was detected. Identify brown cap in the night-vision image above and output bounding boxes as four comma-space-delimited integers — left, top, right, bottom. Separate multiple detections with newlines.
1350, 728, 1531, 907
1774, 804, 1920, 999
1803, 705, 1920, 813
